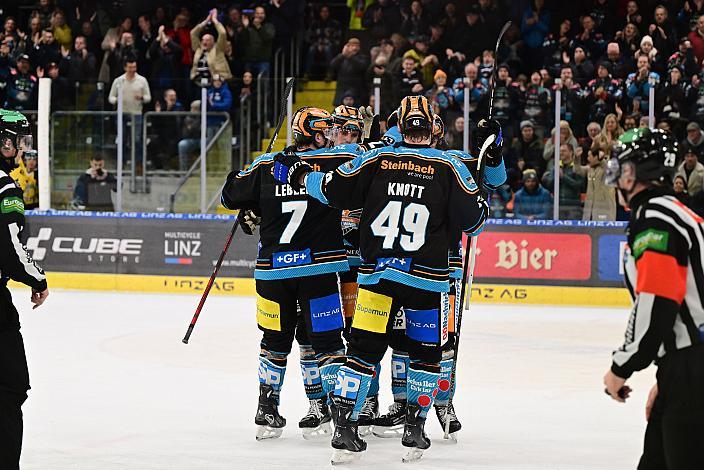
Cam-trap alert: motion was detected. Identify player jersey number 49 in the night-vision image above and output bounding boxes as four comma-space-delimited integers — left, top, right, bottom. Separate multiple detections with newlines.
371, 201, 429, 251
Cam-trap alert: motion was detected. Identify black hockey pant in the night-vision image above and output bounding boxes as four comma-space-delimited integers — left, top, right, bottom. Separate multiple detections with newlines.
638, 345, 704, 470
255, 273, 345, 356
0, 286, 29, 470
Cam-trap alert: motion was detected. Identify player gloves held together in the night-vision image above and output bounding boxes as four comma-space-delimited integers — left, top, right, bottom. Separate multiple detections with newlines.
273, 148, 311, 190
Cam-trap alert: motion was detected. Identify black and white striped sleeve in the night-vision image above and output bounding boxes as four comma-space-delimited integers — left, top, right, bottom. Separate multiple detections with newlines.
0, 176, 46, 291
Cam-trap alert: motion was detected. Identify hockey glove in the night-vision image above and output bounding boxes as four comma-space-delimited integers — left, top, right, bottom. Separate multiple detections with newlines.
475, 119, 504, 167
273, 150, 312, 190
237, 209, 261, 235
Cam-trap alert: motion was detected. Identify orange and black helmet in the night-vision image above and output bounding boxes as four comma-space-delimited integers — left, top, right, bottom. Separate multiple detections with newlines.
332, 105, 363, 132
432, 114, 445, 142
397, 95, 433, 134
292, 107, 334, 143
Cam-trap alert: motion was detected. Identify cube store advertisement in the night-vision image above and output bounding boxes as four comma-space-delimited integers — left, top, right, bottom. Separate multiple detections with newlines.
23, 213, 628, 288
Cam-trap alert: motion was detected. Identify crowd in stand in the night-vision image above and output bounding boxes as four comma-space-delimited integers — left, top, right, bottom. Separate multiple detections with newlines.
3, 1, 704, 218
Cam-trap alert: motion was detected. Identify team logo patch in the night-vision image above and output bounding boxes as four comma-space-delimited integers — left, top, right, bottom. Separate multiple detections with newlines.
334, 368, 361, 399
632, 229, 669, 259
405, 308, 440, 344
1, 196, 24, 214
300, 361, 321, 386
309, 293, 344, 332
258, 359, 283, 386
375, 257, 412, 272
391, 355, 407, 380
352, 289, 392, 333
256, 294, 281, 331
272, 249, 311, 268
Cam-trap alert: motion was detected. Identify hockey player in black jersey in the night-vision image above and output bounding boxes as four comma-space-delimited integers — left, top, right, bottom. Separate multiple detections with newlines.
0, 111, 49, 469
272, 95, 488, 463
603, 127, 704, 470
221, 107, 359, 441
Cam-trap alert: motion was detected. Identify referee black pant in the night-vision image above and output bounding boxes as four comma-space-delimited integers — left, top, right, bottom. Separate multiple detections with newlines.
638, 345, 704, 470
0, 286, 30, 470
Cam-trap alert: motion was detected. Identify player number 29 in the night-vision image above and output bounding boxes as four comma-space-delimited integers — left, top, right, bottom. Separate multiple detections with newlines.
371, 201, 429, 251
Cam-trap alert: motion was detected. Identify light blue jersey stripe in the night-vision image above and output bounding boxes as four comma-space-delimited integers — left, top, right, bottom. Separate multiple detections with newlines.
255, 260, 350, 280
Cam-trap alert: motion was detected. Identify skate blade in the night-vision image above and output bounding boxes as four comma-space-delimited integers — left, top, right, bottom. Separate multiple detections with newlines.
256, 425, 284, 441
402, 448, 425, 463
331, 448, 363, 465
371, 424, 403, 438
301, 421, 332, 440
441, 431, 458, 443
358, 425, 373, 437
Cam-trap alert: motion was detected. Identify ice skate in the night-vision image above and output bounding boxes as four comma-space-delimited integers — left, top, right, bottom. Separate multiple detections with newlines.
401, 404, 431, 463
255, 384, 286, 440
357, 394, 379, 437
372, 399, 406, 438
435, 401, 461, 441
330, 403, 366, 465
298, 397, 331, 440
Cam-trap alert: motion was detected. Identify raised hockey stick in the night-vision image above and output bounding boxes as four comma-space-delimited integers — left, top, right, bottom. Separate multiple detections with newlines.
182, 77, 296, 344
444, 21, 511, 438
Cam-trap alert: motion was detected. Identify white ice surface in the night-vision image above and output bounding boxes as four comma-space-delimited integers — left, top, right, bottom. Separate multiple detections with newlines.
14, 289, 654, 470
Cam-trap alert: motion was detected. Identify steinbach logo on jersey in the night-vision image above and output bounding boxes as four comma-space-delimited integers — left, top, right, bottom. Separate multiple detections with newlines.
380, 159, 435, 175
26, 227, 143, 264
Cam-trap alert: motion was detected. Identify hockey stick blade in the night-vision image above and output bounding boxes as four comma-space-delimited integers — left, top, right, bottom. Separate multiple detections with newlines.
181, 79, 295, 344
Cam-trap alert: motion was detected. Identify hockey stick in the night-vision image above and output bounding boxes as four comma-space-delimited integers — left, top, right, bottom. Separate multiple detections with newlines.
444, 21, 511, 438
182, 77, 296, 344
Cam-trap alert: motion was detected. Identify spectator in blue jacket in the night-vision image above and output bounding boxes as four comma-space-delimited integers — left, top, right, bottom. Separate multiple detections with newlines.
513, 169, 552, 220
521, 0, 550, 71
626, 54, 660, 115
207, 74, 233, 112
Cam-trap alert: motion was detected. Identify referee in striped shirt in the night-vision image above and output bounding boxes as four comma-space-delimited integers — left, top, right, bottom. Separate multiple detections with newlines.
603, 127, 704, 470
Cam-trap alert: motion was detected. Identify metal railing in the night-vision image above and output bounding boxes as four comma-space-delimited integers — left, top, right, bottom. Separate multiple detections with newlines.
167, 112, 232, 213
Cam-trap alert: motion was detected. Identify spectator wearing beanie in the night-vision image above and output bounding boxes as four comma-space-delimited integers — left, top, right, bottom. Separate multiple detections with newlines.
425, 69, 453, 119
509, 120, 545, 188
514, 169, 552, 220
680, 121, 704, 160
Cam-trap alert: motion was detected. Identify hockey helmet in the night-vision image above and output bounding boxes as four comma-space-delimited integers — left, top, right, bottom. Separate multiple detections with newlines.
332, 105, 363, 131
606, 127, 678, 187
397, 95, 433, 134
432, 114, 445, 142
387, 109, 399, 129
292, 107, 334, 144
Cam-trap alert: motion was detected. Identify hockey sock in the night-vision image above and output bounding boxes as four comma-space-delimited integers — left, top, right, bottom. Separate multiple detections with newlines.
434, 349, 454, 406
299, 345, 325, 400
391, 350, 409, 401
333, 357, 374, 421
368, 362, 381, 397
407, 361, 441, 419
258, 350, 287, 404
318, 349, 346, 399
